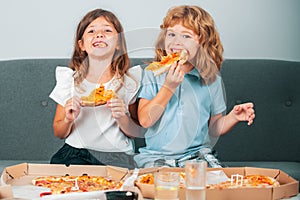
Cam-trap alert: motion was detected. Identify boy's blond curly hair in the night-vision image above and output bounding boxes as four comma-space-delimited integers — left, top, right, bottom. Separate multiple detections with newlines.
155, 5, 224, 84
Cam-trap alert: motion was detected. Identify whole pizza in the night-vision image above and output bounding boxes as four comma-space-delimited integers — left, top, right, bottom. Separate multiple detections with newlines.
32, 174, 123, 197
137, 172, 280, 189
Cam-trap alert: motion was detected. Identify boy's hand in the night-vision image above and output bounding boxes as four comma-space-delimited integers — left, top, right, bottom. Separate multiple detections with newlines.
163, 62, 184, 92
233, 102, 255, 125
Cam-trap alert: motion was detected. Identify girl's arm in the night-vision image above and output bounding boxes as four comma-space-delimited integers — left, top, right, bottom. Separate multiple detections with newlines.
138, 63, 184, 128
107, 100, 144, 138
53, 97, 81, 139
208, 102, 255, 137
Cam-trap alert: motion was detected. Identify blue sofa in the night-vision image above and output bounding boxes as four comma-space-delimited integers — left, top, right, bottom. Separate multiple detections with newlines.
0, 58, 299, 189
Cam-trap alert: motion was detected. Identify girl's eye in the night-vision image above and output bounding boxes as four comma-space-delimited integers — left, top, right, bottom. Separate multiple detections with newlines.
87, 29, 94, 34
104, 29, 113, 33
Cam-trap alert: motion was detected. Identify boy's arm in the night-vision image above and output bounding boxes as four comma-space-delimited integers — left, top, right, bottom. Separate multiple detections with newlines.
209, 103, 255, 137
138, 85, 175, 128
138, 63, 184, 128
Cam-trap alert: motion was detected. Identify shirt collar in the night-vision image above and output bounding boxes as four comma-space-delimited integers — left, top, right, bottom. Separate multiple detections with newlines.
186, 67, 201, 80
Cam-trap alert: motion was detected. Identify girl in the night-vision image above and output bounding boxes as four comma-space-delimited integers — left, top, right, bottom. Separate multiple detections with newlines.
135, 5, 255, 168
49, 9, 142, 169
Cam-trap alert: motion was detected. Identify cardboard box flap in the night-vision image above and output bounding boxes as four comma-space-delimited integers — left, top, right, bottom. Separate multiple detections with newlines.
276, 169, 298, 185
273, 182, 299, 200
207, 187, 273, 200
3, 163, 28, 179
245, 167, 280, 179
26, 163, 128, 180
28, 164, 107, 176
106, 165, 129, 181
0, 185, 14, 198
272, 170, 299, 200
1, 163, 29, 185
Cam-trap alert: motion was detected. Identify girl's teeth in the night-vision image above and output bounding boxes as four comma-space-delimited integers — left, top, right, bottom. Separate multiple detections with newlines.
98, 43, 106, 47
94, 42, 106, 47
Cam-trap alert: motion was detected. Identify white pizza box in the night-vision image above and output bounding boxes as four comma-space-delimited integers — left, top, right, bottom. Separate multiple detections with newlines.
0, 163, 143, 200
134, 167, 299, 200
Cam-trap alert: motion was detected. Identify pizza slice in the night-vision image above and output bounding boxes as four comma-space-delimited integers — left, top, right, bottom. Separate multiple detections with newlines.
206, 174, 280, 189
145, 49, 189, 76
81, 84, 117, 107
243, 174, 280, 187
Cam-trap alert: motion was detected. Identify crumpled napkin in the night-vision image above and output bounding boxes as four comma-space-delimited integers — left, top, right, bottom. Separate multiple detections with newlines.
207, 170, 230, 185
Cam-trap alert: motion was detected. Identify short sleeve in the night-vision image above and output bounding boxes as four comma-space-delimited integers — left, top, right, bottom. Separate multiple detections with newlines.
138, 69, 161, 101
124, 65, 142, 105
49, 66, 74, 106
209, 75, 227, 115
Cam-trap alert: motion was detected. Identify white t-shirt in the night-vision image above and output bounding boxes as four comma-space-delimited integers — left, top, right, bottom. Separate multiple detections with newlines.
49, 65, 142, 153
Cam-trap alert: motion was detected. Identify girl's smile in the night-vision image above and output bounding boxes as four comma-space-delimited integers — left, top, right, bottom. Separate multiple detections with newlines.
79, 16, 118, 58
92, 41, 107, 48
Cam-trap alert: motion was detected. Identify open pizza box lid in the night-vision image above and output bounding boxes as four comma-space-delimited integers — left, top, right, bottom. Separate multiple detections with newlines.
0, 163, 143, 200
134, 167, 299, 200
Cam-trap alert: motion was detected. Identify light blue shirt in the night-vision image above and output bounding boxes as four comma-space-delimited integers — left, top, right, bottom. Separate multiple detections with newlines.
134, 68, 226, 167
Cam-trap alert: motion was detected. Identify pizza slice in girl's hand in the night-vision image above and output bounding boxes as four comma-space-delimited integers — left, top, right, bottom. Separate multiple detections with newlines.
81, 84, 117, 107
145, 49, 189, 76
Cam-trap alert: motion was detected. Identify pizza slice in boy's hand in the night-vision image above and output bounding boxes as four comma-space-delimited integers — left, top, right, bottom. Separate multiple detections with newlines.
81, 84, 117, 107
145, 49, 189, 76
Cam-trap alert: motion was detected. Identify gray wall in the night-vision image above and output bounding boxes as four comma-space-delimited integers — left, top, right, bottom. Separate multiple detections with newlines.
1, 0, 299, 61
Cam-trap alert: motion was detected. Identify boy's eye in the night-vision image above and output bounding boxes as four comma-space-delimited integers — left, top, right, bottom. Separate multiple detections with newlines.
167, 32, 176, 37
182, 34, 191, 39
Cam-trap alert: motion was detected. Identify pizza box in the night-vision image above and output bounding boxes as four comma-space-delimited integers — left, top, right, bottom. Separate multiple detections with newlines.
0, 163, 142, 200
134, 167, 299, 200
0, 185, 13, 199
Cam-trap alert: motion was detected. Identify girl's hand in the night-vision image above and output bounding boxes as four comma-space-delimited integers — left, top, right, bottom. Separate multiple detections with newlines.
107, 98, 126, 119
64, 96, 81, 123
233, 102, 255, 125
163, 62, 184, 91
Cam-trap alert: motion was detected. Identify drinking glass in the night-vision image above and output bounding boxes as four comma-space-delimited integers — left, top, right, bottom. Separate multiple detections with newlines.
154, 171, 180, 200
185, 160, 207, 200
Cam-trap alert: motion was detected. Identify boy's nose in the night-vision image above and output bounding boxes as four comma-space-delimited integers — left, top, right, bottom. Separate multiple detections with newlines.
173, 35, 183, 44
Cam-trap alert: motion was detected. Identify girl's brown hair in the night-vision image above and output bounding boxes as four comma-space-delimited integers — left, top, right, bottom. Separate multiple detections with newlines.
70, 9, 130, 86
155, 5, 224, 84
